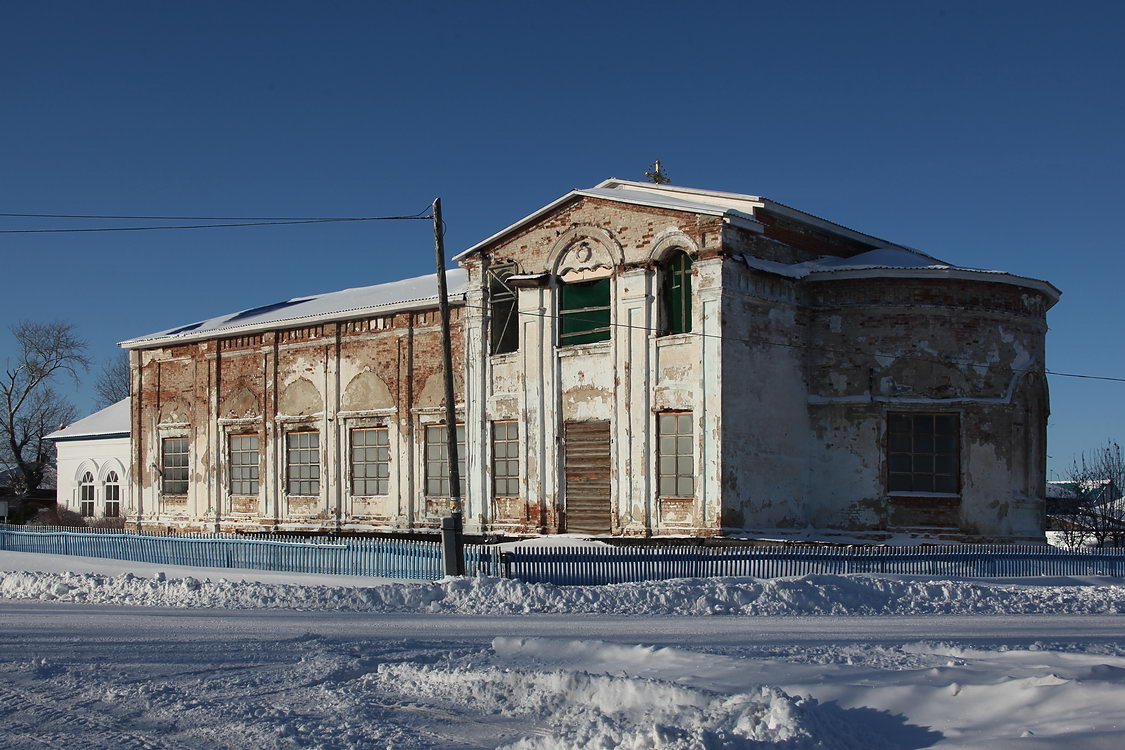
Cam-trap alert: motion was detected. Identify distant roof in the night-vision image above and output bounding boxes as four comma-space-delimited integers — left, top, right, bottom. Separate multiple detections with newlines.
46, 398, 131, 441
121, 270, 468, 349
454, 178, 918, 261
738, 247, 1061, 302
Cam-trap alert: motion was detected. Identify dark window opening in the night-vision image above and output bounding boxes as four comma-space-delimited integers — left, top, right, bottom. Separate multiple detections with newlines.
79, 472, 95, 517
661, 250, 693, 335
489, 265, 519, 355
888, 412, 959, 494
104, 471, 120, 517
559, 278, 611, 346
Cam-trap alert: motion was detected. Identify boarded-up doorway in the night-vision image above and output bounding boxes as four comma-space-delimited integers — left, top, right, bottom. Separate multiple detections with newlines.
563, 420, 612, 534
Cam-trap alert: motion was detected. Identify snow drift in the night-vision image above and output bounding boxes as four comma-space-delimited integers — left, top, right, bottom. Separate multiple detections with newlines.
2, 567, 1122, 616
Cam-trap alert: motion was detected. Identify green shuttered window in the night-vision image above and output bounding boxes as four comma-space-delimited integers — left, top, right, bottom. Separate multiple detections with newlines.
559, 278, 611, 346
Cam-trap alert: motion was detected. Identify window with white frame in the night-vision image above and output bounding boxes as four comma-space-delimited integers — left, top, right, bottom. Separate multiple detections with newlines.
161, 438, 189, 495
424, 424, 465, 496
79, 472, 95, 517
351, 426, 390, 496
103, 471, 120, 518
286, 431, 320, 496
229, 434, 260, 496
657, 412, 694, 497
492, 420, 519, 496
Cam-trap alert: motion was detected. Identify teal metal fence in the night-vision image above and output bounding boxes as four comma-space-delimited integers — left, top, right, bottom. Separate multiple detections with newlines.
0, 524, 501, 580
6, 524, 1120, 586
500, 544, 1125, 585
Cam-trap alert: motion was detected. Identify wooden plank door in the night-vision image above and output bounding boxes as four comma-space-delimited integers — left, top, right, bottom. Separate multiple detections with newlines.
563, 420, 612, 534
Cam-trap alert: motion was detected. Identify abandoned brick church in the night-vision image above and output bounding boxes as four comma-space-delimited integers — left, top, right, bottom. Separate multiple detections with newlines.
118, 179, 1059, 540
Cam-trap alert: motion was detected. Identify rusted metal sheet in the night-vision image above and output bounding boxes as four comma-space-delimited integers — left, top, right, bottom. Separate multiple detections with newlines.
563, 420, 612, 534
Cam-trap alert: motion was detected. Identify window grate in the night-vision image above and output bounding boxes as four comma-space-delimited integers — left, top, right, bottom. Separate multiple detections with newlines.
161, 438, 189, 495
351, 427, 390, 496
286, 431, 320, 496
657, 412, 695, 497
229, 434, 260, 496
425, 424, 466, 497
888, 412, 960, 494
492, 421, 520, 496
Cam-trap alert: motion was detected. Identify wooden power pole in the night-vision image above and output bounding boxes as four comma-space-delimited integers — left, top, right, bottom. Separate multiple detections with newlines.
433, 197, 465, 575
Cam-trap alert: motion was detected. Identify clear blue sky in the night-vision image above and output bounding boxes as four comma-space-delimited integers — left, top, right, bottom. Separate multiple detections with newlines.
2, 1, 1122, 477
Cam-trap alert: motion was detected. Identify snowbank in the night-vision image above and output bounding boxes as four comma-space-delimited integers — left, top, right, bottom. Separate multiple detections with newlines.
2, 565, 1123, 616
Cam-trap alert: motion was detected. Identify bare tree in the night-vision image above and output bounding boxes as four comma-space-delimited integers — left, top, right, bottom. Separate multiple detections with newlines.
1, 321, 89, 495
1050, 441, 1125, 547
94, 350, 130, 407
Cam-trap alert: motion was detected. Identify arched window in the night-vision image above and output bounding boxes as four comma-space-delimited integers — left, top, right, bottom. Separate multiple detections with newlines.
488, 263, 519, 355
103, 471, 121, 518
79, 472, 95, 517
661, 250, 693, 335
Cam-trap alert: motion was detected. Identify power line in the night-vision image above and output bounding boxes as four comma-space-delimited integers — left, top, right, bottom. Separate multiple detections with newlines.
0, 212, 402, 220
1044, 370, 1125, 384
464, 301, 1124, 384
0, 215, 433, 233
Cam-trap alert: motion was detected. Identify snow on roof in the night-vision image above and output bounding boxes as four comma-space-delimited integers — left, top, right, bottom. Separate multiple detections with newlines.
738, 248, 1061, 301
121, 270, 468, 348
454, 178, 913, 261
46, 398, 131, 441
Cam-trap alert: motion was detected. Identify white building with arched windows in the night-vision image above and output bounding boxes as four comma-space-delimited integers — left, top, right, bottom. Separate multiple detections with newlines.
46, 398, 131, 522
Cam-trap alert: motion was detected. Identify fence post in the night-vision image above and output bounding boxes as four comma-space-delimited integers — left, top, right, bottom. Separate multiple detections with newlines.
441, 515, 465, 576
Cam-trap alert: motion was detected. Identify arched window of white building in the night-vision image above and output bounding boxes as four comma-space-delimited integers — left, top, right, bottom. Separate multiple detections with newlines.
103, 471, 120, 518
79, 472, 95, 517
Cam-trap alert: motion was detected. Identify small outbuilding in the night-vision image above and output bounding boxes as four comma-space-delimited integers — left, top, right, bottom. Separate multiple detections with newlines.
46, 398, 131, 522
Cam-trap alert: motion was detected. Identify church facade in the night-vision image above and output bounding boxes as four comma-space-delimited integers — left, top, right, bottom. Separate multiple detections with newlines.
121, 180, 1059, 540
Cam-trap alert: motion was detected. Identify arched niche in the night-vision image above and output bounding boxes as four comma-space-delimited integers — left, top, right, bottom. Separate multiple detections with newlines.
279, 377, 322, 417
220, 385, 260, 419
342, 370, 394, 411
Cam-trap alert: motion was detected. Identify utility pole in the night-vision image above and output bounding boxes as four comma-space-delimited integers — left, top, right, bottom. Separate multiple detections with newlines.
433, 197, 465, 576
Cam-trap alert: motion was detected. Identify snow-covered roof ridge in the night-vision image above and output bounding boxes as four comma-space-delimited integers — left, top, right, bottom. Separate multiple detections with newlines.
121, 269, 468, 349
46, 397, 131, 441
454, 178, 919, 261
738, 248, 1061, 301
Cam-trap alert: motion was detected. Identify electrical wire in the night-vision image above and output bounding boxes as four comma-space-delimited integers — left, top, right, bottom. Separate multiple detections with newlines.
0, 215, 433, 233
461, 301, 1124, 384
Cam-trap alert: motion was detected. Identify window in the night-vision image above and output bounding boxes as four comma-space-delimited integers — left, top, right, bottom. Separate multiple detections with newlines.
661, 250, 693, 335
103, 471, 120, 518
888, 413, 959, 494
658, 412, 694, 497
559, 278, 611, 346
286, 431, 320, 496
161, 438, 189, 495
79, 472, 95, 517
229, 434, 260, 495
351, 427, 390, 496
492, 421, 520, 496
489, 265, 518, 355
425, 423, 466, 496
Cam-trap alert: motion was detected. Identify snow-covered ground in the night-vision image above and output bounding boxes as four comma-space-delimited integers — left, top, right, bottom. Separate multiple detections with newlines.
2, 550, 1124, 749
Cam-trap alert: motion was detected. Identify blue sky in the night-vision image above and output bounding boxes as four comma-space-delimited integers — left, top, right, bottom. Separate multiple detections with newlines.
2, 1, 1122, 477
